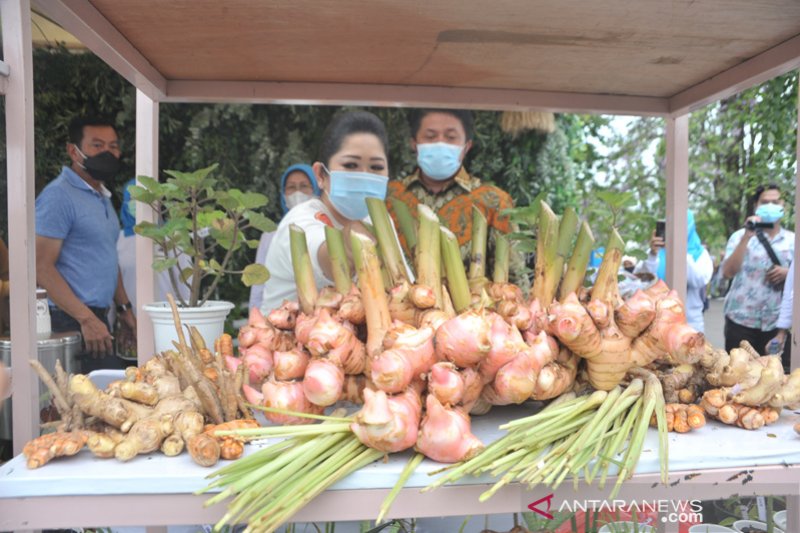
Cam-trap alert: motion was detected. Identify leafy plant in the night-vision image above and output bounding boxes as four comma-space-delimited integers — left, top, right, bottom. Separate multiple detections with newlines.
130, 163, 274, 307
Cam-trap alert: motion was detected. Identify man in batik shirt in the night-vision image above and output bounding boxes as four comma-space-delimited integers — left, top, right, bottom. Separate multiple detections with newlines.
721, 184, 793, 364
387, 109, 529, 292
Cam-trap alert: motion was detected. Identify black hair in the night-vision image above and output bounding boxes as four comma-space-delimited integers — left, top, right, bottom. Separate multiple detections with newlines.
407, 108, 474, 141
752, 183, 781, 205
68, 116, 117, 147
317, 111, 389, 167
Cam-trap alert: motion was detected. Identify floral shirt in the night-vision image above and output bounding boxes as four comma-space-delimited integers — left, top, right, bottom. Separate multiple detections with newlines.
722, 227, 794, 330
386, 167, 530, 292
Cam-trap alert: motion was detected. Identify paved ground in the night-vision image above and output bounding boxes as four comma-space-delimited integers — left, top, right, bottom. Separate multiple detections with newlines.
705, 297, 726, 348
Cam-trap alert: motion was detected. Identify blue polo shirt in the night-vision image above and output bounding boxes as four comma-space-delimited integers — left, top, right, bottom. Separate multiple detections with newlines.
35, 166, 120, 308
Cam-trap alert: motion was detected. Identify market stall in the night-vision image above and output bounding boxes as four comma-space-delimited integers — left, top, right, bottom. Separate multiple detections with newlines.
3, 1, 800, 532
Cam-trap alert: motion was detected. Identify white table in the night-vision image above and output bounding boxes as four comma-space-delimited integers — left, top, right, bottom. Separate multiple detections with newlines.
1, 405, 799, 531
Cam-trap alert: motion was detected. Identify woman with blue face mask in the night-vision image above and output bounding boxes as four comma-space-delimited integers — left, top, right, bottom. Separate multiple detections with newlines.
259, 111, 394, 313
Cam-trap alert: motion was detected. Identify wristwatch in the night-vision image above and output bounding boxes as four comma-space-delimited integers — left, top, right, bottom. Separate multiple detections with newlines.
116, 302, 133, 314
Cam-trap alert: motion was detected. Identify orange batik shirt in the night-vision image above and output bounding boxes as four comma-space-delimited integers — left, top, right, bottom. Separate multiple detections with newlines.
386, 167, 530, 291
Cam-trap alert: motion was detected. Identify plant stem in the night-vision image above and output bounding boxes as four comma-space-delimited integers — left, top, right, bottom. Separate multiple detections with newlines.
377, 453, 425, 523
352, 233, 392, 357
492, 234, 510, 284
366, 197, 409, 286
390, 198, 418, 252
440, 226, 471, 313
469, 206, 488, 281
290, 224, 319, 314
592, 227, 625, 305
325, 226, 352, 294
559, 221, 595, 301
533, 201, 561, 305
416, 204, 443, 308
200, 210, 240, 307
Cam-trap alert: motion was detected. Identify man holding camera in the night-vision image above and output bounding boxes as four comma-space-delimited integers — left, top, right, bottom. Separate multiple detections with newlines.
721, 184, 793, 366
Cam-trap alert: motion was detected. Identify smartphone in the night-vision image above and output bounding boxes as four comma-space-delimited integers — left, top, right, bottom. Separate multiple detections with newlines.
655, 220, 666, 240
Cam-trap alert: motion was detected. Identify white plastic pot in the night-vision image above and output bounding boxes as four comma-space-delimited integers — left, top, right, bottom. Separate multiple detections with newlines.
143, 300, 235, 355
773, 511, 787, 531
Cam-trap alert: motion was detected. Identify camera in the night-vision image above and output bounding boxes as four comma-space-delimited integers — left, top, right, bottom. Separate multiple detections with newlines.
745, 220, 774, 231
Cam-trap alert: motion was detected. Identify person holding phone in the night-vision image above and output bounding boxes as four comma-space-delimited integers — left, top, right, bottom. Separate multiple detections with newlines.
635, 211, 714, 332
721, 184, 793, 364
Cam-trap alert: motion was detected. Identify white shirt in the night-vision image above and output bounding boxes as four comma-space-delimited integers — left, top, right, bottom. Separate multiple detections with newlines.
260, 199, 411, 314
635, 249, 714, 333
776, 263, 794, 330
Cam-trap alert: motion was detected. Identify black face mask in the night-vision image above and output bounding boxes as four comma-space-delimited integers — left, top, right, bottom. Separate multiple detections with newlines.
624, 265, 635, 273
77, 148, 121, 183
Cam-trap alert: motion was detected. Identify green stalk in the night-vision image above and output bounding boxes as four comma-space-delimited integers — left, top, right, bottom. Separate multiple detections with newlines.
352, 233, 392, 357
247, 403, 352, 423
324, 226, 352, 294
390, 198, 418, 252
493, 234, 510, 283
366, 197, 409, 286
416, 204, 443, 308
441, 226, 471, 313
552, 206, 579, 296
469, 206, 489, 281
533, 201, 561, 305
290, 224, 319, 314
592, 227, 625, 305
377, 453, 425, 524
595, 400, 641, 488
214, 422, 352, 438
558, 221, 595, 301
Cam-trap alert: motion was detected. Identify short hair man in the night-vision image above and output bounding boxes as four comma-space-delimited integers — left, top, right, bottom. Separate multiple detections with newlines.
721, 184, 793, 367
387, 109, 529, 290
35, 117, 136, 372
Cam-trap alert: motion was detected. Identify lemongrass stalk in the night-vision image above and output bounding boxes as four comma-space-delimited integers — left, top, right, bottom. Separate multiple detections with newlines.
366, 197, 408, 286
325, 226, 352, 294
558, 221, 595, 300
377, 453, 425, 523
247, 403, 352, 423
628, 367, 669, 484
533, 201, 561, 305
469, 206, 488, 281
214, 422, 352, 438
440, 226, 471, 312
352, 233, 392, 357
499, 392, 599, 429
416, 204, 443, 308
391, 198, 418, 252
592, 227, 625, 305
595, 400, 641, 488
290, 224, 319, 314
610, 389, 658, 499
493, 234, 510, 283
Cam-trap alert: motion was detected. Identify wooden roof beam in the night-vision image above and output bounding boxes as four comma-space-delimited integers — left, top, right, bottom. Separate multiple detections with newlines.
669, 32, 800, 117
31, 0, 166, 100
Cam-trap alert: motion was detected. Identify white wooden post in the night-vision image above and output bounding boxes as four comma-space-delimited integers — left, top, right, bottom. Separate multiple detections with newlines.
665, 114, 689, 301
3, 0, 39, 454
135, 89, 159, 364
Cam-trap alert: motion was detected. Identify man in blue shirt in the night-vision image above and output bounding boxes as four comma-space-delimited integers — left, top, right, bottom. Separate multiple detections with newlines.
35, 117, 136, 372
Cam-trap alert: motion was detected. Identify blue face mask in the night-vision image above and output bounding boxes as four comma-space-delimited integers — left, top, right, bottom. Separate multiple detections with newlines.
756, 203, 784, 223
325, 168, 389, 221
417, 142, 463, 181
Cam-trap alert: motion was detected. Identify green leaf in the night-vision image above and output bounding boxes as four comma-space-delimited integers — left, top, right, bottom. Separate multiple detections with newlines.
242, 263, 269, 286
239, 191, 269, 209
209, 259, 223, 273
152, 257, 179, 272
127, 185, 157, 205
180, 267, 194, 284
215, 191, 241, 211
245, 239, 261, 249
196, 210, 226, 228
164, 163, 219, 190
246, 211, 277, 233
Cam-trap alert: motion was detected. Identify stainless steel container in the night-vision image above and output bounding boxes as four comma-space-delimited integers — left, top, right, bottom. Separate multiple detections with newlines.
0, 332, 81, 440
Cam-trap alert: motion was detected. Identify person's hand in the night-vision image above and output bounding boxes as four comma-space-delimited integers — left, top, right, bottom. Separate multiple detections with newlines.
649, 230, 665, 255
766, 265, 788, 285
119, 308, 137, 333
744, 214, 761, 235
79, 313, 113, 357
767, 329, 787, 354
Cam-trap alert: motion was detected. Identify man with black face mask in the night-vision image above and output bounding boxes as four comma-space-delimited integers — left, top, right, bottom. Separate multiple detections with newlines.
35, 117, 136, 372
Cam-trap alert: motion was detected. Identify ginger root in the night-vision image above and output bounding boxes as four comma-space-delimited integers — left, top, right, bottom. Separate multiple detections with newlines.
69, 375, 141, 431
114, 414, 175, 462
701, 388, 781, 430
650, 403, 705, 432
187, 433, 221, 467
23, 431, 88, 469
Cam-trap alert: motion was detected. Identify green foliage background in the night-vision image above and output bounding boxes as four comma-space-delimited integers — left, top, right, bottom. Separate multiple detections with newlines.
0, 46, 578, 306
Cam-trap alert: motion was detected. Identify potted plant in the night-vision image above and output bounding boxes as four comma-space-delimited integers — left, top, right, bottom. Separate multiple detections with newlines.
130, 163, 273, 353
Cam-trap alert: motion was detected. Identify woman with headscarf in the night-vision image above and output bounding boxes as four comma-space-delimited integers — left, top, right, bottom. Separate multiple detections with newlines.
635, 211, 714, 332
249, 164, 320, 310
